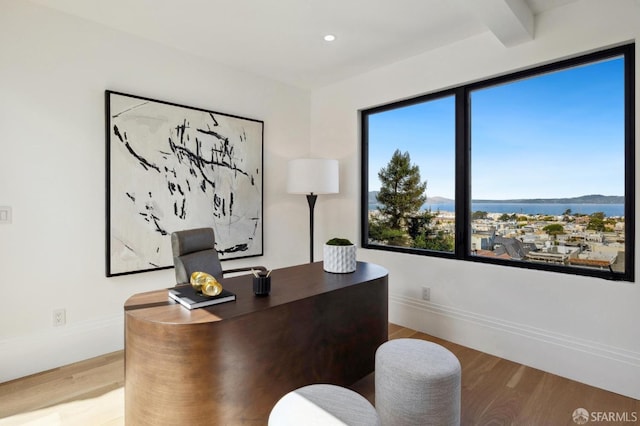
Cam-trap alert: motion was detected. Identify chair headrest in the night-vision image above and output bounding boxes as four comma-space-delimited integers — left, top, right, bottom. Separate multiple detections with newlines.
171, 228, 216, 257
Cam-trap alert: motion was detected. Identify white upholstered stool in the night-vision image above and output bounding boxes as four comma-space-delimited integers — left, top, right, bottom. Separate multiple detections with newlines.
269, 384, 380, 426
375, 338, 461, 426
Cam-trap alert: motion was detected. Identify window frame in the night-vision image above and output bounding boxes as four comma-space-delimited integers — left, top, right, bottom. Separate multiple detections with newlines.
361, 43, 635, 282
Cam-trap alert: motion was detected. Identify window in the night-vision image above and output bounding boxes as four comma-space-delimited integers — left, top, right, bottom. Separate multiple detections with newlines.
364, 94, 456, 252
361, 44, 634, 281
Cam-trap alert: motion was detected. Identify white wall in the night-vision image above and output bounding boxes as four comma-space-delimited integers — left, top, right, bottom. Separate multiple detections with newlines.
310, 0, 640, 399
0, 0, 312, 382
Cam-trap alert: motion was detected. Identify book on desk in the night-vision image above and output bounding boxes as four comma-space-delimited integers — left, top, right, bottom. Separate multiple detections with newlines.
168, 285, 236, 309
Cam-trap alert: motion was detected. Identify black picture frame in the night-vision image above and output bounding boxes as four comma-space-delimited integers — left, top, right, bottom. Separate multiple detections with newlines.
105, 91, 264, 277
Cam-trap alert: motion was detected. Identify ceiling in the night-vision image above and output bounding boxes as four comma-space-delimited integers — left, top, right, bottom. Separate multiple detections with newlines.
28, 0, 580, 89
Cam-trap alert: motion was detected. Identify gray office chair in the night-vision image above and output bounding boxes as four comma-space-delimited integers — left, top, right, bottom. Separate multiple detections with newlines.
171, 227, 265, 284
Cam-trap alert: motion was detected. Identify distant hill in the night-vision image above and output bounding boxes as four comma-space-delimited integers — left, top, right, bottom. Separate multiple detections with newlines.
472, 194, 624, 204
368, 192, 622, 204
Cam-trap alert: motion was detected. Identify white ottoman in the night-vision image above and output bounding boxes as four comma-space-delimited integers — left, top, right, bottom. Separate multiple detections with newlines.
375, 339, 461, 426
269, 384, 380, 426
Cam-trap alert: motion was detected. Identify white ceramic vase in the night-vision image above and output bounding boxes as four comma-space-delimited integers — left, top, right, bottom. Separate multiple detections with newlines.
323, 244, 357, 273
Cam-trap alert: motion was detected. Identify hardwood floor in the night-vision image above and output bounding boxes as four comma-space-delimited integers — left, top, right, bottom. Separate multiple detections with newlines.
371, 325, 640, 425
0, 351, 124, 421
0, 324, 637, 425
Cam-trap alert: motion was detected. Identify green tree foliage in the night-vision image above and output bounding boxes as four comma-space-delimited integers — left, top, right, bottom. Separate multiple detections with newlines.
413, 231, 455, 251
370, 150, 453, 252
543, 223, 565, 235
472, 211, 488, 220
406, 210, 435, 240
369, 150, 455, 252
368, 217, 410, 246
406, 211, 454, 252
605, 218, 618, 231
587, 211, 606, 232
376, 150, 427, 229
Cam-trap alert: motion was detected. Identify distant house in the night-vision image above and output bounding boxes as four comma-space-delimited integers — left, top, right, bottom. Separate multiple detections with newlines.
493, 236, 529, 260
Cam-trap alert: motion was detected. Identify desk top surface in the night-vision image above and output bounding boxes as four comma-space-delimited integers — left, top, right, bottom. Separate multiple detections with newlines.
124, 261, 388, 325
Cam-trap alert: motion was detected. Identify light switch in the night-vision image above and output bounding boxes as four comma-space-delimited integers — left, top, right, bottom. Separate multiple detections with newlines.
0, 206, 12, 224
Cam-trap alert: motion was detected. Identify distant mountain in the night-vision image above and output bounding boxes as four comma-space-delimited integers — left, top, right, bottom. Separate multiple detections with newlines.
368, 192, 622, 205
472, 194, 624, 204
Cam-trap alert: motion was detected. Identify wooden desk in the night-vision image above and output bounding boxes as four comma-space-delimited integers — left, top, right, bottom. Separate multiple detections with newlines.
124, 261, 388, 425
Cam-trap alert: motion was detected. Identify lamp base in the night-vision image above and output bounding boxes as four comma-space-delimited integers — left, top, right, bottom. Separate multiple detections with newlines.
306, 193, 317, 263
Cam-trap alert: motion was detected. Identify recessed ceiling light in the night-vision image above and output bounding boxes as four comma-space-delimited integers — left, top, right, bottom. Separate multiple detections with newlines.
324, 34, 336, 42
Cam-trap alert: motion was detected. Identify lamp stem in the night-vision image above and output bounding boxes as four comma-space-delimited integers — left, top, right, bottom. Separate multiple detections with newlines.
306, 193, 318, 263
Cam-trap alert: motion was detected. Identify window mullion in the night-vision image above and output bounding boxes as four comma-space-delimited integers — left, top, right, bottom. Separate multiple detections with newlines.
455, 87, 470, 260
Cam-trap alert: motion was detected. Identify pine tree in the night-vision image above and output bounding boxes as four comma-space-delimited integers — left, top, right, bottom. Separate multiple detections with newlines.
376, 150, 427, 229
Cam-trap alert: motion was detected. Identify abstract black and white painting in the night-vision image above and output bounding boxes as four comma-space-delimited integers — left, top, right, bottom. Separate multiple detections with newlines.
105, 91, 263, 277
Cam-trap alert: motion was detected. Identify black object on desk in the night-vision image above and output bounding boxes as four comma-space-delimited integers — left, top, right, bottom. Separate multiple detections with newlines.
253, 273, 271, 296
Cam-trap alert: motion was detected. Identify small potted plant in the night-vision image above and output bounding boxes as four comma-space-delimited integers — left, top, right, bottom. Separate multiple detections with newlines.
323, 237, 357, 273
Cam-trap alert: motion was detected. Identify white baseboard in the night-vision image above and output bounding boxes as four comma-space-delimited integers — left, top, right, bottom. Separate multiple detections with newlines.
0, 314, 124, 383
389, 294, 640, 400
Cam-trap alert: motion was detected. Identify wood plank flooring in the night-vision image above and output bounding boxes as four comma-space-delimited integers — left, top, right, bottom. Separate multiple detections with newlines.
0, 324, 637, 425
0, 351, 124, 420
377, 325, 640, 425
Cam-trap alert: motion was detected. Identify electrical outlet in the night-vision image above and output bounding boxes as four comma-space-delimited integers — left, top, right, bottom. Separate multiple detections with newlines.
421, 286, 430, 301
53, 309, 66, 327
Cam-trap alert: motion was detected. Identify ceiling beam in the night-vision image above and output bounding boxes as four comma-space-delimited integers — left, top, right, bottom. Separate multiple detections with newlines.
463, 0, 534, 47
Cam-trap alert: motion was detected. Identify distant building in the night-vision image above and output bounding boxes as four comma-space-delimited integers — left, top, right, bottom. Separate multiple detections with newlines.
569, 252, 616, 269
527, 251, 569, 265
493, 236, 528, 259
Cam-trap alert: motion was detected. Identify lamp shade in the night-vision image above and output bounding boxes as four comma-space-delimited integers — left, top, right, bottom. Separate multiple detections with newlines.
287, 158, 339, 194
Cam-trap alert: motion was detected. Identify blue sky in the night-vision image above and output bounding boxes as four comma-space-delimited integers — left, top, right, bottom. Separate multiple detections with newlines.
367, 56, 625, 200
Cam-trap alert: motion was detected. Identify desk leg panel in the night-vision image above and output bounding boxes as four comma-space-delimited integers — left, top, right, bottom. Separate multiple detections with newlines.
125, 317, 225, 424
